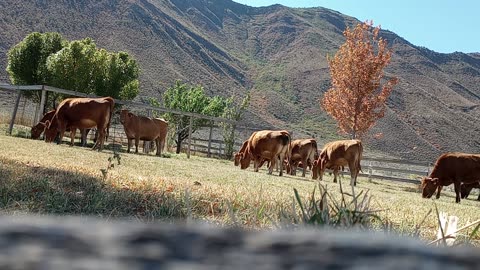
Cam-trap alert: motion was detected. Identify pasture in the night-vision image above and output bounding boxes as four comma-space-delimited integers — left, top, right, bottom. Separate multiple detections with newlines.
0, 133, 478, 243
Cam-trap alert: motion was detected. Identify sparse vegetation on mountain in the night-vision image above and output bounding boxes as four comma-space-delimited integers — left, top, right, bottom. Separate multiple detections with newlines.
322, 21, 399, 139
0, 0, 479, 161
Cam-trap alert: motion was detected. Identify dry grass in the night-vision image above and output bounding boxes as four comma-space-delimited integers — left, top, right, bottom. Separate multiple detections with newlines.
0, 133, 478, 243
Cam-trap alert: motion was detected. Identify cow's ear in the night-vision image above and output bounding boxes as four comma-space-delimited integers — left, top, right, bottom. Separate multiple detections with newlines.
431, 178, 439, 184
128, 112, 134, 118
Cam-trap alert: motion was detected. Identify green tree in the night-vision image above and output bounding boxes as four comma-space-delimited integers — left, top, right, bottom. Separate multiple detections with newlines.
7, 32, 140, 107
221, 93, 250, 159
93, 50, 139, 100
46, 38, 98, 94
160, 81, 229, 154
6, 32, 66, 102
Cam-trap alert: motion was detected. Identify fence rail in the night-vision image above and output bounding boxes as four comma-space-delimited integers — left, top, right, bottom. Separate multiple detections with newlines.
1, 83, 433, 185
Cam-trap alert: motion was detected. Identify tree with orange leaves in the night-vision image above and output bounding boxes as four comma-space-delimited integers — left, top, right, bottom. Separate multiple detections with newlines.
321, 21, 398, 139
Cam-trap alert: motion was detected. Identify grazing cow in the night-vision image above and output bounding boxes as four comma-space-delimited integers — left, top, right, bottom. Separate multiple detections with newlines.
119, 110, 168, 156
312, 139, 363, 186
31, 110, 56, 140
461, 182, 480, 201
32, 109, 91, 146
234, 137, 271, 168
239, 130, 291, 176
234, 140, 250, 166
44, 97, 114, 150
421, 153, 480, 203
288, 139, 318, 177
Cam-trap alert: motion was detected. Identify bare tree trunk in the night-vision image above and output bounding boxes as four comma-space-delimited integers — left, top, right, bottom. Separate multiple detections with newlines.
176, 133, 182, 154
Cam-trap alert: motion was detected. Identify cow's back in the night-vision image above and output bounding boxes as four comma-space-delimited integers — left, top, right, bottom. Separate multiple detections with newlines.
431, 153, 480, 183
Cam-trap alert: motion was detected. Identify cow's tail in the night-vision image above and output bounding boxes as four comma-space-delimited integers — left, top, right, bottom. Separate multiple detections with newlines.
356, 140, 363, 173
281, 131, 292, 165
106, 97, 115, 141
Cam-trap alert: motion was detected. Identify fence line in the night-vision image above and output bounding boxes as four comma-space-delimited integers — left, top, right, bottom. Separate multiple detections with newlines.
1, 83, 433, 184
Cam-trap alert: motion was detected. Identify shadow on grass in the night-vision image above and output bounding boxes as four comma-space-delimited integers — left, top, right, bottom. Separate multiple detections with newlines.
0, 158, 186, 220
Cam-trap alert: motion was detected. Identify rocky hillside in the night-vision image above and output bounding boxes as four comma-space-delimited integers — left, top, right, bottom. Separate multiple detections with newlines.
0, 0, 479, 162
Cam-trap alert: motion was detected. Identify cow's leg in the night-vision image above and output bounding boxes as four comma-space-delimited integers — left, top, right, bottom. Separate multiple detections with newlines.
254, 159, 260, 172
435, 186, 443, 199
155, 139, 161, 156
477, 193, 480, 201
69, 128, 76, 146
57, 123, 67, 146
279, 154, 285, 177
127, 138, 132, 153
302, 159, 307, 177
135, 137, 140, 154
333, 167, 338, 183
454, 182, 461, 203
80, 129, 87, 147
96, 128, 106, 151
268, 157, 275, 175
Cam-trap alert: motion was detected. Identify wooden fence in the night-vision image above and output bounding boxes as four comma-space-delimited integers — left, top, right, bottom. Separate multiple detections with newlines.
1, 83, 433, 185
0, 83, 266, 158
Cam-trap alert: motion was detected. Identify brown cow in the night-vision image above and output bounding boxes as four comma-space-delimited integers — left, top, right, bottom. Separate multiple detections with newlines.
44, 97, 114, 150
421, 153, 480, 203
312, 139, 363, 186
31, 110, 56, 140
288, 139, 318, 177
119, 109, 168, 156
239, 130, 291, 176
32, 109, 91, 146
234, 137, 271, 168
461, 182, 480, 201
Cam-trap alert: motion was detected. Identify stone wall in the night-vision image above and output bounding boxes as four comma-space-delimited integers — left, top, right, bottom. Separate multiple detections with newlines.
0, 215, 477, 269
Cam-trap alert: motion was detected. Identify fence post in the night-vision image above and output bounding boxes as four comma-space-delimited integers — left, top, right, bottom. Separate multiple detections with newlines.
207, 122, 213, 158
187, 116, 193, 159
8, 90, 22, 136
368, 161, 373, 182
36, 86, 47, 124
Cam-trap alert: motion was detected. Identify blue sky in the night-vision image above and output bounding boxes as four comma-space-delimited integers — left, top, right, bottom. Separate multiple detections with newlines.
232, 0, 479, 53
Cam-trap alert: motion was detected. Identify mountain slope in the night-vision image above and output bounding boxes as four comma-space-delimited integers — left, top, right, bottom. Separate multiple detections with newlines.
0, 0, 479, 162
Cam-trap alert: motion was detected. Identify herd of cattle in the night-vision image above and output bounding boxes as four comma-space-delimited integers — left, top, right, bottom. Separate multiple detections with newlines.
28, 97, 480, 204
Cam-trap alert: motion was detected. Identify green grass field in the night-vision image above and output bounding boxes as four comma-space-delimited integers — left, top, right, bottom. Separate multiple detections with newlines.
0, 133, 478, 243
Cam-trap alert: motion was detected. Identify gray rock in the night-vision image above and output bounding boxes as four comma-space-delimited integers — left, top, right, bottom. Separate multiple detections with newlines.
0, 215, 477, 270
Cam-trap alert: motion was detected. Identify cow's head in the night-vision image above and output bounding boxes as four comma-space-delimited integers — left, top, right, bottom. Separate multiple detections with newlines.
31, 122, 46, 139
461, 183, 474, 199
234, 152, 241, 166
420, 177, 439, 198
313, 152, 328, 181
43, 120, 58, 143
312, 160, 319, 180
119, 110, 133, 125
239, 152, 251, 170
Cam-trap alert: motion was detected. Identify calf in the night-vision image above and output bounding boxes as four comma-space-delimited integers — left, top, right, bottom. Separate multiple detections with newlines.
120, 110, 168, 156
460, 182, 480, 201
312, 139, 363, 186
32, 110, 91, 146
44, 97, 114, 150
288, 139, 317, 177
421, 153, 480, 203
239, 130, 291, 176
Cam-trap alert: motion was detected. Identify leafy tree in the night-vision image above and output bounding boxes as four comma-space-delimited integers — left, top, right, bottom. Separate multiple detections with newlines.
46, 38, 98, 94
92, 50, 139, 100
6, 32, 66, 102
7, 33, 139, 107
321, 21, 399, 139
221, 93, 250, 159
160, 81, 229, 154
